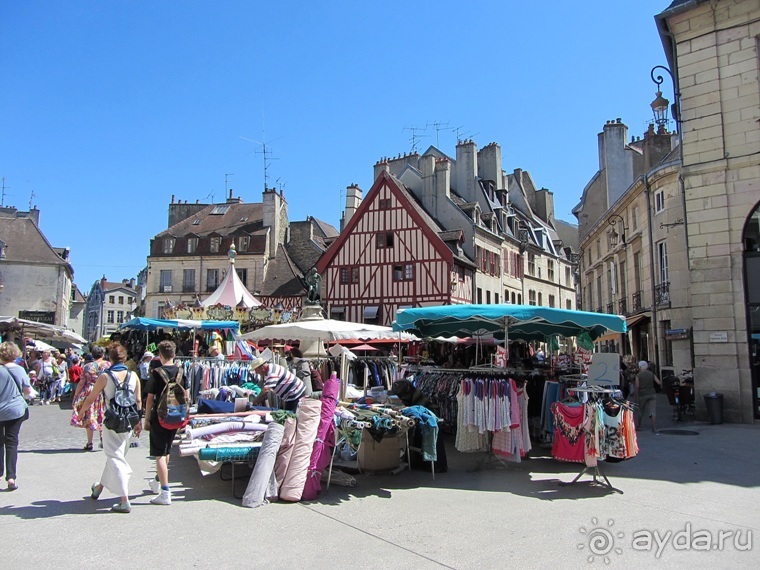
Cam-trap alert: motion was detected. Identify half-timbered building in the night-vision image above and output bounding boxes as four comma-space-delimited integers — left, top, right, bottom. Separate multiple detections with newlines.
316, 171, 475, 325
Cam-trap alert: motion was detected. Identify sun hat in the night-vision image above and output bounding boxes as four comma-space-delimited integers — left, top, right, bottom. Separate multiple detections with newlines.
251, 357, 268, 370
142, 351, 154, 360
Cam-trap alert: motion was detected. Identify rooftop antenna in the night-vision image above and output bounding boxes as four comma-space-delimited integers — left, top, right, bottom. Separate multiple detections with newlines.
403, 125, 428, 154
28, 189, 35, 210
426, 121, 450, 148
453, 125, 479, 143
205, 189, 215, 203
240, 134, 282, 192
225, 173, 234, 194
1, 177, 8, 207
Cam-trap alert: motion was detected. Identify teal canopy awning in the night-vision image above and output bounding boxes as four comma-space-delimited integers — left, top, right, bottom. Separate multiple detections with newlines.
392, 304, 626, 341
119, 317, 240, 332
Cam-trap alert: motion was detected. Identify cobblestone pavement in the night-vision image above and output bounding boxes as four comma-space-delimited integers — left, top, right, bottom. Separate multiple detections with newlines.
1, 396, 758, 570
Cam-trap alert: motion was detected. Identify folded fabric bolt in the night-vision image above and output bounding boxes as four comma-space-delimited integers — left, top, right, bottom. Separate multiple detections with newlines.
185, 421, 268, 440
198, 445, 262, 462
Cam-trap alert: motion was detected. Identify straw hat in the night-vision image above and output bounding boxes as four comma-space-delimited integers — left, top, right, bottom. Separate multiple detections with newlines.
251, 357, 268, 370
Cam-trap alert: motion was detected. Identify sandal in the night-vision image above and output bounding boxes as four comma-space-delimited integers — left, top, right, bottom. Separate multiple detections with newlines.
110, 502, 131, 514
84, 443, 93, 451
90, 482, 103, 500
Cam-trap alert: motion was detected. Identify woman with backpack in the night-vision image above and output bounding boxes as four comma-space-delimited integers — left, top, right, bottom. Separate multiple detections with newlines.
71, 345, 110, 451
81, 343, 142, 514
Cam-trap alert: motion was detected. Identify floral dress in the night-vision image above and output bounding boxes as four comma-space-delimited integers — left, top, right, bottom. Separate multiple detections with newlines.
71, 360, 111, 431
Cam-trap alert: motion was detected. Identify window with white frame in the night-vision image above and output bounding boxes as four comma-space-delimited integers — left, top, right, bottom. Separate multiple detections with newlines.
632, 206, 639, 230
528, 290, 536, 305
655, 190, 665, 214
238, 236, 250, 251
163, 238, 175, 254
527, 253, 536, 276
658, 241, 669, 284
547, 260, 555, 282
187, 237, 198, 253
107, 310, 114, 324
210, 236, 221, 253
117, 310, 124, 324
206, 269, 219, 291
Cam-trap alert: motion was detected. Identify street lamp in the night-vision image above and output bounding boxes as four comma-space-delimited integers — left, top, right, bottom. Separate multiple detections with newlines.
650, 65, 679, 131
607, 213, 628, 248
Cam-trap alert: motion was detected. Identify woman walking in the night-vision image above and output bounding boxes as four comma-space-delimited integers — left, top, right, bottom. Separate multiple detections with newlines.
71, 345, 110, 451
0, 342, 32, 491
80, 343, 142, 513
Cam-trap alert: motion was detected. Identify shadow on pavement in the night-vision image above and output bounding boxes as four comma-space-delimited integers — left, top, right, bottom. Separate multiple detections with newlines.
0, 498, 110, 519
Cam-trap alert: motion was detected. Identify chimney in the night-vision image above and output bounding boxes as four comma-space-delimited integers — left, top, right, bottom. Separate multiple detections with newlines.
455, 140, 478, 203
374, 159, 391, 180
435, 158, 451, 204
601, 119, 632, 206
342, 184, 363, 229
262, 188, 287, 259
226, 188, 243, 204
100, 275, 107, 291
420, 155, 437, 219
534, 188, 555, 226
478, 143, 502, 190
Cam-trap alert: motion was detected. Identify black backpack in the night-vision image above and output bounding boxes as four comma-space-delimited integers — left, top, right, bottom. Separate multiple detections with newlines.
103, 370, 140, 433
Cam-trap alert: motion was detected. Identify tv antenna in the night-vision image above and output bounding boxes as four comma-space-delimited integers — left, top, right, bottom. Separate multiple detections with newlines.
426, 121, 450, 148
452, 125, 479, 143
403, 125, 428, 154
205, 190, 215, 203
1, 177, 8, 207
240, 135, 282, 192
225, 173, 234, 194
28, 189, 35, 210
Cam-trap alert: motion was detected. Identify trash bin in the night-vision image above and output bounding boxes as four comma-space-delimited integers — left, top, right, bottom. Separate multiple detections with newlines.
703, 392, 723, 424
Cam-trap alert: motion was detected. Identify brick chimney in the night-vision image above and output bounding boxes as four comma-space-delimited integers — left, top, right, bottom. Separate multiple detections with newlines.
478, 143, 503, 190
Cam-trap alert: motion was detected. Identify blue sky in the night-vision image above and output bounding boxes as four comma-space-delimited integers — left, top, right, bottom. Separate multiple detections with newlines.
1, 1, 673, 292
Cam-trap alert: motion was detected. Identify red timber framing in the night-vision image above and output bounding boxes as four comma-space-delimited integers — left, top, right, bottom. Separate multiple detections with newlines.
317, 171, 461, 326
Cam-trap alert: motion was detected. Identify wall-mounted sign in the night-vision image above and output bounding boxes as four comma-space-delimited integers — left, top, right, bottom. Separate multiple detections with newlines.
666, 328, 690, 340
19, 310, 55, 324
709, 331, 728, 343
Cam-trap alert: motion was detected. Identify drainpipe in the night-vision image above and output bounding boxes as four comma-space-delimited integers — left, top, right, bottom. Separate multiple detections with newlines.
645, 174, 661, 376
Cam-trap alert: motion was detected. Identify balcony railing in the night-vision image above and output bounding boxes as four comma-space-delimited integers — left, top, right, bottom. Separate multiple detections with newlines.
606, 303, 614, 314
631, 291, 643, 312
618, 298, 628, 315
655, 282, 670, 307
596, 306, 603, 313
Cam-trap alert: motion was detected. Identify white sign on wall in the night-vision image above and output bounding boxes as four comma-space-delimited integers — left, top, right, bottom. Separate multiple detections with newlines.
709, 332, 728, 343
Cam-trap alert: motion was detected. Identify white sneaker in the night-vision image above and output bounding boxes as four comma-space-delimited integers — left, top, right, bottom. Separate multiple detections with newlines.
148, 477, 160, 494
150, 489, 171, 505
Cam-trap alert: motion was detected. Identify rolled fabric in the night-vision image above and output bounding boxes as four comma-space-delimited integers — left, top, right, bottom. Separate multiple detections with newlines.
242, 422, 286, 508
279, 399, 322, 502
274, 417, 297, 489
198, 445, 261, 462
186, 421, 268, 440
302, 373, 340, 501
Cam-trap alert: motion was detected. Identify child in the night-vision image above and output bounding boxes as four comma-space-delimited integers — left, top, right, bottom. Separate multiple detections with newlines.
27, 370, 39, 405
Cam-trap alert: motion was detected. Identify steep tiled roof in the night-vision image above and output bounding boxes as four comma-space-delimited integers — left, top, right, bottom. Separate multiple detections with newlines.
260, 244, 305, 297
0, 215, 71, 268
155, 202, 264, 238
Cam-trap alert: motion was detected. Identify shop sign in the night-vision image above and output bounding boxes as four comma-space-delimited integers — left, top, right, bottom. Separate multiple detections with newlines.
18, 310, 55, 324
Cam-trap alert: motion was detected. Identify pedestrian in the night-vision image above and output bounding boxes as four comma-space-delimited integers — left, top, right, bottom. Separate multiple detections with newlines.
143, 340, 184, 506
36, 349, 56, 404
634, 360, 662, 433
51, 352, 68, 402
137, 351, 153, 407
26, 370, 38, 405
68, 356, 82, 398
82, 343, 142, 513
0, 341, 32, 491
250, 357, 305, 412
288, 347, 313, 398
71, 345, 110, 451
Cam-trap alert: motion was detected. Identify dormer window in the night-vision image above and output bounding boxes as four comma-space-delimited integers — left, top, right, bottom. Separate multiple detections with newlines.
210, 236, 221, 253
187, 237, 198, 253
163, 238, 175, 254
238, 236, 250, 251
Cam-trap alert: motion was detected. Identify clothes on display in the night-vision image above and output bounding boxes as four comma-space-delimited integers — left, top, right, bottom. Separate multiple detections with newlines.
551, 387, 638, 467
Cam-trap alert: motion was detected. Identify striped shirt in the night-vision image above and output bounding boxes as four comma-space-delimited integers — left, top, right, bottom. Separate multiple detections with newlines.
262, 363, 305, 402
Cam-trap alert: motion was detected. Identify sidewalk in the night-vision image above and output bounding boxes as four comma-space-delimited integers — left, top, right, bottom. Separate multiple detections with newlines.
1, 397, 757, 569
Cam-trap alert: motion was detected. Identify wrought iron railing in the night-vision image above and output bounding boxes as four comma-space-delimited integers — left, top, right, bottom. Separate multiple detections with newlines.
606, 303, 614, 314
596, 306, 603, 314
631, 291, 642, 312
655, 282, 670, 306
618, 298, 627, 315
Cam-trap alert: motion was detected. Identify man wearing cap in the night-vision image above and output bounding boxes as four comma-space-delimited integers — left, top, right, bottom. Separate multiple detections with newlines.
250, 357, 305, 412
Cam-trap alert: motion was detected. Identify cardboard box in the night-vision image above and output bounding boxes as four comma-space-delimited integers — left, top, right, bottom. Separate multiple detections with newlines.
358, 430, 404, 472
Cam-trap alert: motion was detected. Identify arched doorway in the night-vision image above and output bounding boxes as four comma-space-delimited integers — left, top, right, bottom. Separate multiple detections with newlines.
743, 203, 760, 419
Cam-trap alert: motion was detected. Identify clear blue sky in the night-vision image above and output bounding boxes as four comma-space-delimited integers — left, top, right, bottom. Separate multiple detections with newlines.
1, 1, 673, 293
